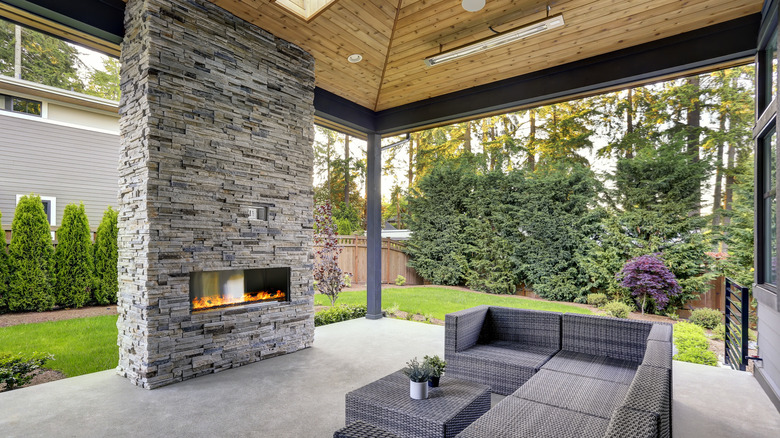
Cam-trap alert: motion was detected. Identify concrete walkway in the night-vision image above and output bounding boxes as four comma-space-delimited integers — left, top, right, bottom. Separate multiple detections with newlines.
1, 318, 779, 437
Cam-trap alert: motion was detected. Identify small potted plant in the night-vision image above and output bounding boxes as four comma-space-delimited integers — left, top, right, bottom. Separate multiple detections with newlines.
402, 357, 433, 400
423, 355, 446, 388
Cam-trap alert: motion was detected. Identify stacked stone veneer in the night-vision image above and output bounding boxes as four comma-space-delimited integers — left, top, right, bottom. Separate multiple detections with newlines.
118, 0, 315, 389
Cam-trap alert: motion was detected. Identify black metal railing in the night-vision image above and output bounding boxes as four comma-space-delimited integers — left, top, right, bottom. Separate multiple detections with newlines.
724, 278, 750, 371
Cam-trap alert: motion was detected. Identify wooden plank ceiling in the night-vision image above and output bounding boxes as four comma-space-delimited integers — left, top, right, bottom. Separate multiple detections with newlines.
212, 0, 762, 112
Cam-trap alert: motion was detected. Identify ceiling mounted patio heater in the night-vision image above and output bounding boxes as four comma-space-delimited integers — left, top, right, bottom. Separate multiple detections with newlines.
424, 14, 565, 67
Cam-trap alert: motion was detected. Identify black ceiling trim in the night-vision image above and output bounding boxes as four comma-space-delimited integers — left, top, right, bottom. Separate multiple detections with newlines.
1, 0, 125, 44
373, 14, 761, 135
314, 87, 375, 134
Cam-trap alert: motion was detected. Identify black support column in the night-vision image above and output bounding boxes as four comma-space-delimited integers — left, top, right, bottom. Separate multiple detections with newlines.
366, 132, 382, 319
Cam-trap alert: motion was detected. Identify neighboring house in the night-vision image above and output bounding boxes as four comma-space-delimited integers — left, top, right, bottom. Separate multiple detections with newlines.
0, 75, 119, 230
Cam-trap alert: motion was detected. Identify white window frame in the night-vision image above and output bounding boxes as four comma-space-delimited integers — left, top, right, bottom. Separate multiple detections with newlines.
16, 194, 56, 226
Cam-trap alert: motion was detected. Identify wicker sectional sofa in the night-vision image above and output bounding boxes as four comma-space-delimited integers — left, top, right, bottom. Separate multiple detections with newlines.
446, 306, 673, 438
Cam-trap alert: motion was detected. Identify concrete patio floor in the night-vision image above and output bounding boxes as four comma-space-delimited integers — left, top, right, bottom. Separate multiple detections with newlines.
1, 317, 779, 437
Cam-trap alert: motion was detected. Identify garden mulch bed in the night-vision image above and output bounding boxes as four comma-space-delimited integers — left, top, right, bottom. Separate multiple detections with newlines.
0, 305, 117, 328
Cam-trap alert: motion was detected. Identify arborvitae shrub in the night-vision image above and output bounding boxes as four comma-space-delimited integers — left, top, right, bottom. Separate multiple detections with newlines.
54, 203, 94, 308
0, 210, 8, 313
7, 194, 55, 311
93, 206, 118, 305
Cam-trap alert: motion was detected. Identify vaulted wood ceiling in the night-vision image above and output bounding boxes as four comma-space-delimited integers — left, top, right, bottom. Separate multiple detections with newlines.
211, 0, 762, 112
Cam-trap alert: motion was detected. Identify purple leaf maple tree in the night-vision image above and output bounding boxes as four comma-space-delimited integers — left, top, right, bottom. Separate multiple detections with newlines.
313, 203, 345, 306
617, 254, 681, 314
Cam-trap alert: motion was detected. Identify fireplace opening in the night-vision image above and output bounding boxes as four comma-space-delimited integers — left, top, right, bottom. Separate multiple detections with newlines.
189, 267, 290, 311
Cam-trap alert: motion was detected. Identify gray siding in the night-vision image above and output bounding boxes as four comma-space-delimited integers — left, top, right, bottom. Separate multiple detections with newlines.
757, 296, 780, 403
0, 114, 118, 228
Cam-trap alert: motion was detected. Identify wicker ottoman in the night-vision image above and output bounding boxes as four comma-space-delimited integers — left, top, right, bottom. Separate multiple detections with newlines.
345, 370, 491, 438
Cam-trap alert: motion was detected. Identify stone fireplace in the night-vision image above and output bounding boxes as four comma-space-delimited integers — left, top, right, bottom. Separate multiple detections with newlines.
117, 0, 315, 389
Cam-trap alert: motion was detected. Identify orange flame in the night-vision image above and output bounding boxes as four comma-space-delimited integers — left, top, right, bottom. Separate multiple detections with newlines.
192, 290, 285, 310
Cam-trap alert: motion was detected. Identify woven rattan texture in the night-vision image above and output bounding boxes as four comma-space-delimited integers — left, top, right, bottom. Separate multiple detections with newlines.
346, 371, 490, 438
445, 306, 488, 354
447, 344, 557, 395
603, 406, 659, 438
642, 340, 673, 370
541, 350, 639, 385
511, 369, 629, 419
647, 323, 673, 342
479, 307, 562, 349
622, 364, 671, 438
562, 314, 652, 362
334, 421, 400, 438
455, 396, 609, 438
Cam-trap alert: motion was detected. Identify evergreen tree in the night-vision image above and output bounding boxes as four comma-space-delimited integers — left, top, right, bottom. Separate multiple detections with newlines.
0, 210, 8, 312
7, 195, 55, 312
0, 20, 14, 76
505, 164, 603, 301
586, 135, 713, 311
20, 26, 83, 91
406, 157, 474, 285
84, 58, 120, 101
54, 203, 94, 308
93, 207, 119, 305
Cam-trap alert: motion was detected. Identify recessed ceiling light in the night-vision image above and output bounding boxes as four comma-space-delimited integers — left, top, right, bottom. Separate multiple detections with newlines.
462, 0, 485, 12
347, 54, 363, 63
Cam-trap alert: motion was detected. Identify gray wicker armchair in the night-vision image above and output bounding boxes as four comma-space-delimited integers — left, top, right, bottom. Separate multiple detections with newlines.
445, 306, 562, 395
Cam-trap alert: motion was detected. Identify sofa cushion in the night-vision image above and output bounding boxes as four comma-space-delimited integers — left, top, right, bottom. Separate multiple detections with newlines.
479, 307, 562, 350
603, 406, 659, 438
541, 350, 639, 385
447, 342, 558, 395
455, 396, 609, 438
621, 364, 671, 438
648, 323, 673, 342
562, 314, 652, 362
511, 369, 629, 419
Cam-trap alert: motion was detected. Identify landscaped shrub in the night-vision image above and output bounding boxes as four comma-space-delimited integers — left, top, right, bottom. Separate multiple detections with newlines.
0, 352, 53, 391
93, 207, 118, 305
711, 323, 725, 341
314, 203, 345, 306
0, 210, 8, 313
395, 275, 406, 286
601, 301, 632, 318
673, 322, 717, 366
688, 308, 722, 329
617, 254, 681, 314
54, 203, 94, 308
336, 218, 352, 236
7, 195, 55, 312
587, 293, 608, 307
314, 304, 367, 326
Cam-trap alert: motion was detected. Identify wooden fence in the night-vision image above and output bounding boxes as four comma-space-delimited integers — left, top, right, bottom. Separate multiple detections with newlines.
315, 235, 424, 285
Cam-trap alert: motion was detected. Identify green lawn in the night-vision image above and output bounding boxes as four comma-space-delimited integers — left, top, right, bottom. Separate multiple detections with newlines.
315, 287, 592, 320
0, 315, 118, 377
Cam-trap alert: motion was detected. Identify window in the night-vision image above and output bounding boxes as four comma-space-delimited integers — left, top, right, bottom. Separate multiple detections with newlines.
1, 94, 42, 116
15, 195, 56, 226
763, 28, 778, 111
761, 130, 778, 285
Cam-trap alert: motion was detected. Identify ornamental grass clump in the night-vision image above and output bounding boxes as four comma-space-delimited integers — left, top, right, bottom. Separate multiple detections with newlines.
313, 203, 345, 306
618, 254, 681, 314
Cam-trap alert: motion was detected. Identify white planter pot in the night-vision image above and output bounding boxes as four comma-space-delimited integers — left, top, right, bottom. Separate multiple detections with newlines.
410, 380, 429, 400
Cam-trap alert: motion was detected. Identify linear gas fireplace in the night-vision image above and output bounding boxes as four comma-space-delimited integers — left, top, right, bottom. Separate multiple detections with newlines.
189, 267, 290, 311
